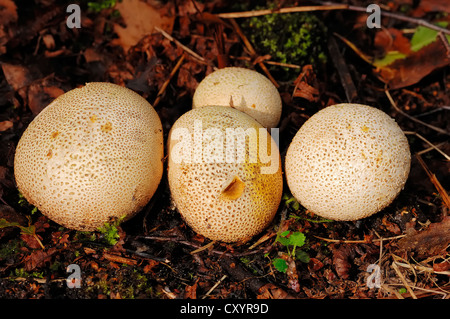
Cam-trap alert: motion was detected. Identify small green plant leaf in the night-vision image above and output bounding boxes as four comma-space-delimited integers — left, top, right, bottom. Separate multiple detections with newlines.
273, 258, 288, 273
410, 22, 450, 52
0, 218, 21, 228
295, 250, 311, 263
275, 231, 291, 247
289, 231, 305, 256
289, 232, 305, 248
282, 194, 300, 211
97, 218, 124, 246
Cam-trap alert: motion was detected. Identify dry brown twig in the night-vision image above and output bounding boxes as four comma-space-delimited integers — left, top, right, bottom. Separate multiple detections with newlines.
314, 234, 406, 244
154, 26, 213, 67
153, 53, 186, 107
415, 153, 450, 210
385, 90, 450, 136
216, 4, 349, 18
217, 2, 450, 36
228, 18, 280, 88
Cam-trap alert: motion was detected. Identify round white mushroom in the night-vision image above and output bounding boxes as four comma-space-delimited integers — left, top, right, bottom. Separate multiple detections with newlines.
192, 67, 282, 128
285, 103, 411, 221
14, 82, 164, 231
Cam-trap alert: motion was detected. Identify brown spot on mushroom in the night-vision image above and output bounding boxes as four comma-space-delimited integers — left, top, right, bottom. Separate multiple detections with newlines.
101, 122, 112, 133
51, 131, 60, 139
221, 175, 245, 200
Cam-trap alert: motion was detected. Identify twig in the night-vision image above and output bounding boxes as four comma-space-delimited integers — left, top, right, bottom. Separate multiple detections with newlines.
314, 234, 405, 244
153, 53, 186, 107
216, 4, 348, 18
416, 142, 447, 157
229, 55, 301, 69
154, 26, 212, 67
403, 131, 450, 160
415, 153, 450, 209
438, 32, 450, 58
392, 259, 418, 299
317, 1, 450, 35
328, 35, 357, 102
201, 275, 227, 299
218, 1, 450, 35
190, 240, 215, 254
385, 90, 450, 136
138, 236, 261, 257
393, 260, 450, 276
229, 18, 280, 88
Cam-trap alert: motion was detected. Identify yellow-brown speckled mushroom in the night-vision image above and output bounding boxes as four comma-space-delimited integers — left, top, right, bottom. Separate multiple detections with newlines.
168, 106, 283, 242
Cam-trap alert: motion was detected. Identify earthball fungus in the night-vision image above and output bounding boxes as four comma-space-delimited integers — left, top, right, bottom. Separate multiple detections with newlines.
285, 103, 411, 221
14, 82, 164, 231
168, 106, 283, 242
192, 67, 282, 128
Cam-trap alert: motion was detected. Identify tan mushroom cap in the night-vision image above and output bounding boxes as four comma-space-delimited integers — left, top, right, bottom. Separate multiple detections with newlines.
285, 103, 411, 221
167, 106, 283, 242
192, 67, 282, 128
14, 82, 164, 231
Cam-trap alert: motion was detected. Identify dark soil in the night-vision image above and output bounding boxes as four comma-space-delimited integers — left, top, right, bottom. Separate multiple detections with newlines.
0, 0, 449, 300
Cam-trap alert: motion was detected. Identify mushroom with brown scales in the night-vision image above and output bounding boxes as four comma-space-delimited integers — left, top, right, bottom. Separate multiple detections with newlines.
167, 106, 283, 243
285, 103, 411, 221
192, 67, 282, 129
14, 82, 164, 231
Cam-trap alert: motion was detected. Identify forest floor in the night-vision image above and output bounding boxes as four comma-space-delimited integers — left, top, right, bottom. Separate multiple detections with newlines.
0, 0, 449, 300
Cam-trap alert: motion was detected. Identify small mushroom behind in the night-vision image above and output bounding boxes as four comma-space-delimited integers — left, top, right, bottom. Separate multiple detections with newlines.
167, 106, 283, 242
285, 103, 411, 221
192, 67, 282, 128
14, 82, 164, 231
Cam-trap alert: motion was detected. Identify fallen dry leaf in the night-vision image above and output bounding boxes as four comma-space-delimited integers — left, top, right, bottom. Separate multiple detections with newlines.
0, 120, 13, 132
336, 31, 450, 89
397, 216, 450, 258
332, 245, 355, 279
1, 63, 32, 91
375, 40, 450, 89
183, 279, 198, 299
112, 0, 174, 52
292, 65, 319, 102
0, 0, 18, 26
257, 283, 293, 299
24, 248, 57, 271
374, 28, 412, 55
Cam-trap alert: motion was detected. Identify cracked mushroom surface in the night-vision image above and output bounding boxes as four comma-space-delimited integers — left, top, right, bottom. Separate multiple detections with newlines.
192, 67, 282, 128
168, 106, 283, 242
14, 82, 164, 231
285, 103, 411, 221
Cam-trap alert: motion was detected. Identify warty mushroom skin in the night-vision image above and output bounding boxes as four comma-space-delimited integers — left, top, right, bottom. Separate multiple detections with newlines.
14, 82, 164, 231
285, 103, 411, 221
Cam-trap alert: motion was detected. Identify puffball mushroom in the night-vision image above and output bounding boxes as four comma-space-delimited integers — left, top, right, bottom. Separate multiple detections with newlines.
14, 82, 164, 231
192, 67, 282, 128
167, 106, 283, 242
285, 103, 411, 221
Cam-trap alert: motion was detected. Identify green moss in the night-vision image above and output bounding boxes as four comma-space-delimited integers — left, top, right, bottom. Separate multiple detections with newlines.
0, 239, 21, 259
241, 2, 328, 80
